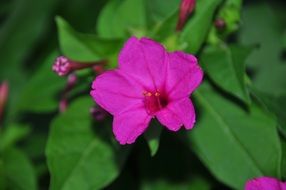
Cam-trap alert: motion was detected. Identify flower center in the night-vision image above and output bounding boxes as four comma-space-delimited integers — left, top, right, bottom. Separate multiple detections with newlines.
143, 91, 168, 115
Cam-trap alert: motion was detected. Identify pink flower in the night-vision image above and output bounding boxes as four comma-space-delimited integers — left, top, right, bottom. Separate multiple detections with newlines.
245, 177, 286, 190
90, 37, 203, 144
176, 0, 196, 31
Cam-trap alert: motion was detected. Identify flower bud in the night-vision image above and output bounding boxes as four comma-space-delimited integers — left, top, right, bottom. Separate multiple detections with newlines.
0, 81, 9, 122
176, 0, 196, 31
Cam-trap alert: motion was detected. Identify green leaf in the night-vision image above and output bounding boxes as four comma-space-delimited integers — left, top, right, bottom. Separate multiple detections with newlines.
0, 0, 59, 77
180, 0, 223, 53
0, 0, 60, 120
96, 0, 147, 39
46, 97, 129, 190
56, 16, 122, 62
0, 124, 30, 151
200, 44, 251, 103
189, 82, 282, 189
0, 148, 37, 190
144, 120, 162, 157
17, 51, 65, 112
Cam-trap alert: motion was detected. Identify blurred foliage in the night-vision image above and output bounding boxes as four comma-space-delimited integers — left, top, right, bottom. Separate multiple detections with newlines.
0, 0, 285, 189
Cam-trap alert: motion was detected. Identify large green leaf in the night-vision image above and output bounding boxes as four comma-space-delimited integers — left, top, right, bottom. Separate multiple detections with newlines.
180, 0, 223, 53
0, 148, 37, 190
46, 97, 129, 190
189, 82, 282, 189
200, 44, 251, 103
96, 0, 147, 39
17, 51, 65, 112
56, 16, 122, 62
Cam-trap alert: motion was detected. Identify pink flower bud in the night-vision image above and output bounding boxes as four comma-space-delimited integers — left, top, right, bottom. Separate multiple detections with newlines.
0, 81, 9, 122
52, 56, 72, 76
176, 0, 196, 31
52, 56, 107, 77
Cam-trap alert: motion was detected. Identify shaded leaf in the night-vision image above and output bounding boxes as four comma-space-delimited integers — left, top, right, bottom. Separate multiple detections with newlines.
17, 51, 65, 112
238, 3, 286, 95
189, 82, 282, 189
46, 97, 129, 190
0, 124, 30, 151
0, 148, 37, 190
200, 44, 251, 103
281, 140, 286, 179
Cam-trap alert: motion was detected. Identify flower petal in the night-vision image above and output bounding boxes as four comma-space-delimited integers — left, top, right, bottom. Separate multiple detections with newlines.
91, 70, 144, 115
245, 177, 283, 190
155, 98, 196, 131
166, 51, 203, 100
118, 36, 168, 90
113, 106, 152, 144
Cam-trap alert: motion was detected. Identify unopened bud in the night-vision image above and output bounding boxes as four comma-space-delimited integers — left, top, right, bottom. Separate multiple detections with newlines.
0, 81, 9, 122
176, 0, 196, 31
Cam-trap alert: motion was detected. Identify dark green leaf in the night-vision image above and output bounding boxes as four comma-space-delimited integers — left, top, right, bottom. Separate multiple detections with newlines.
17, 51, 65, 112
56, 16, 122, 62
189, 82, 282, 189
46, 97, 129, 190
0, 148, 37, 190
0, 124, 30, 151
200, 44, 251, 103
180, 0, 223, 53
281, 140, 286, 179
238, 3, 286, 95
142, 176, 210, 190
0, 0, 59, 77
